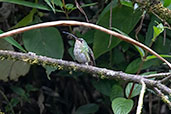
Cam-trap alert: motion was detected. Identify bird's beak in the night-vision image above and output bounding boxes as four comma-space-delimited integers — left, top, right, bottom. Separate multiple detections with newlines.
62, 31, 78, 40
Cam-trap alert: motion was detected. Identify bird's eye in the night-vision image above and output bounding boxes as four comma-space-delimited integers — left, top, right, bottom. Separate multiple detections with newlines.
79, 39, 83, 42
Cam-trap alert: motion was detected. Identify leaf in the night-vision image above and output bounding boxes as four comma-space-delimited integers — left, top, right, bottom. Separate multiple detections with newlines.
153, 36, 171, 53
0, 39, 30, 81
23, 27, 64, 59
44, 65, 57, 80
96, 1, 117, 24
22, 19, 64, 77
65, 4, 74, 10
125, 58, 160, 73
44, 0, 56, 13
111, 27, 145, 58
75, 103, 99, 114
11, 9, 36, 29
152, 23, 164, 41
53, 0, 63, 8
0, 0, 63, 12
93, 5, 142, 58
5, 98, 20, 112
10, 98, 20, 107
112, 97, 133, 114
120, 1, 133, 8
145, 54, 171, 61
111, 48, 126, 70
145, 16, 159, 45
0, 30, 26, 52
25, 84, 38, 92
11, 86, 26, 96
164, 0, 171, 7
92, 79, 113, 96
134, 45, 145, 58
125, 83, 142, 98
110, 85, 124, 101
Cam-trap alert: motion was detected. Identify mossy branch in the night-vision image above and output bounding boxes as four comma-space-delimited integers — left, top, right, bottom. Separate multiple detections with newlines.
0, 50, 171, 108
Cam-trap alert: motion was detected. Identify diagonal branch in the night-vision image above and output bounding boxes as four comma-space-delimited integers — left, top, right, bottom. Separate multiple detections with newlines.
0, 20, 170, 68
0, 50, 170, 96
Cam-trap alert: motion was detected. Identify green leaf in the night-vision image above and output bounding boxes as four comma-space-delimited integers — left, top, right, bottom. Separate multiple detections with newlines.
112, 97, 133, 114
125, 58, 160, 73
0, 30, 26, 52
0, 0, 63, 12
11, 9, 36, 29
25, 84, 38, 92
11, 86, 26, 96
65, 4, 74, 10
96, 1, 118, 24
120, 1, 133, 8
44, 65, 57, 80
145, 54, 171, 61
110, 85, 124, 101
44, 0, 56, 13
23, 27, 64, 59
111, 27, 145, 58
53, 0, 63, 8
112, 48, 125, 65
10, 98, 20, 107
153, 36, 171, 53
164, 0, 171, 7
92, 79, 113, 96
134, 45, 145, 58
145, 16, 159, 45
75, 103, 99, 114
93, 5, 142, 58
5, 98, 20, 112
125, 83, 142, 98
152, 23, 164, 41
22, 19, 64, 77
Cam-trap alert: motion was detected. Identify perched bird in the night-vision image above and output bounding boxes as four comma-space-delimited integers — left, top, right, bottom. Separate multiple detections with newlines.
63, 31, 95, 66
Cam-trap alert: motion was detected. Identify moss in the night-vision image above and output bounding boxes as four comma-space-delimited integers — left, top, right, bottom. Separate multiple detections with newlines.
30, 58, 39, 64
69, 71, 73, 75
0, 56, 5, 60
57, 65, 63, 70
99, 73, 106, 79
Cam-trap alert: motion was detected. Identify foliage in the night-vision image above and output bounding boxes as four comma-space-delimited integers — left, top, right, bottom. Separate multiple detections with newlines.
0, 0, 171, 114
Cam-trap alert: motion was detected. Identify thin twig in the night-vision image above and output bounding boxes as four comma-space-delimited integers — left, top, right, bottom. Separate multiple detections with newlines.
149, 93, 152, 114
108, 0, 113, 48
159, 75, 171, 83
75, 0, 89, 22
144, 72, 171, 79
135, 11, 145, 40
0, 20, 170, 68
136, 80, 146, 114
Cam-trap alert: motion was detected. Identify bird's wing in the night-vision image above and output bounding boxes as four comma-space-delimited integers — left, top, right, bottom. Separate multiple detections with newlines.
88, 47, 96, 66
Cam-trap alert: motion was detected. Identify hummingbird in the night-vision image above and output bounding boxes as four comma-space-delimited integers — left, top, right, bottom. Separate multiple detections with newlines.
63, 31, 96, 66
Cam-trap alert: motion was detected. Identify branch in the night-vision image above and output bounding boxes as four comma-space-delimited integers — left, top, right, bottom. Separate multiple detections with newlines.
0, 20, 170, 68
136, 80, 146, 114
159, 75, 171, 83
0, 50, 170, 96
144, 72, 171, 79
153, 88, 171, 109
